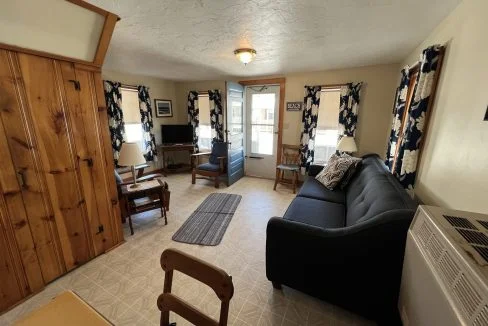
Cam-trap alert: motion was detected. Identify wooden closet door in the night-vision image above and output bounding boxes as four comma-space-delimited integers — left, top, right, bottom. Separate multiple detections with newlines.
0, 49, 63, 287
58, 62, 123, 254
16, 53, 93, 271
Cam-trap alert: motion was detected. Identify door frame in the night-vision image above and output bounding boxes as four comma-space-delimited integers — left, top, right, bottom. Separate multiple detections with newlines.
239, 78, 286, 167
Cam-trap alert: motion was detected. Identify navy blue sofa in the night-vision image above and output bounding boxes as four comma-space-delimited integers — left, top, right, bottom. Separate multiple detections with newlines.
266, 154, 418, 324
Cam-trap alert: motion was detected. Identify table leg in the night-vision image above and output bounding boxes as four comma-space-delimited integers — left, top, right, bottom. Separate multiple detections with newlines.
128, 215, 134, 235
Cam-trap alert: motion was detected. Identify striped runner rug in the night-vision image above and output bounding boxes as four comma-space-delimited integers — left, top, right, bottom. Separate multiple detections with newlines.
172, 193, 242, 246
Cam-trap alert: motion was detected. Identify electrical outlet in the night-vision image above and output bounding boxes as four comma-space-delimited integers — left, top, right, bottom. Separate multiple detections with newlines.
484, 105, 488, 121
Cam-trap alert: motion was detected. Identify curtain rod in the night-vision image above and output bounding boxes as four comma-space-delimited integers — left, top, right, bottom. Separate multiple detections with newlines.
320, 83, 348, 89
120, 83, 150, 90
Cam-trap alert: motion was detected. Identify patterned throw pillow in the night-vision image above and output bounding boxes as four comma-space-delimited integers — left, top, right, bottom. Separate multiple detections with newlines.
339, 155, 362, 189
315, 154, 360, 190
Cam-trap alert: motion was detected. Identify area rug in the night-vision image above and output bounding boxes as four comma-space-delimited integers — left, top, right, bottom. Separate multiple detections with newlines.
172, 193, 242, 246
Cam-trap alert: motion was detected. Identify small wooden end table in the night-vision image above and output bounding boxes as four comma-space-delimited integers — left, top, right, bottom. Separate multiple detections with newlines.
120, 179, 167, 235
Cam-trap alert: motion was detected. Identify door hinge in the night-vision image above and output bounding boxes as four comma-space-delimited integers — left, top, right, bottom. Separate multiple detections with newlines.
96, 224, 104, 234
68, 79, 81, 91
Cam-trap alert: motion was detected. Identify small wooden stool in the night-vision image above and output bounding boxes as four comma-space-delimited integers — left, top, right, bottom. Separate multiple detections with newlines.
273, 144, 301, 194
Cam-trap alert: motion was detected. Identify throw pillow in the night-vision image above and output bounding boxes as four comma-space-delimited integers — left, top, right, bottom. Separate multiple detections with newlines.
339, 155, 362, 189
315, 154, 357, 190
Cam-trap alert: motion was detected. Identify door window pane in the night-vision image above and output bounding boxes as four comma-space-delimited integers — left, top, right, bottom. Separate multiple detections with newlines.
251, 94, 275, 124
251, 125, 273, 155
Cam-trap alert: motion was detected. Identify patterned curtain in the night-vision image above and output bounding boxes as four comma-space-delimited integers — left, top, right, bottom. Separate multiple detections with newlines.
385, 68, 410, 171
394, 45, 443, 189
188, 91, 199, 152
338, 82, 363, 138
208, 89, 224, 143
300, 86, 321, 173
103, 80, 125, 166
137, 86, 157, 161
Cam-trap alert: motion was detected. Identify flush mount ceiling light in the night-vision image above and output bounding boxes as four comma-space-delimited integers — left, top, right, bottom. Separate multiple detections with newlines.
234, 48, 256, 65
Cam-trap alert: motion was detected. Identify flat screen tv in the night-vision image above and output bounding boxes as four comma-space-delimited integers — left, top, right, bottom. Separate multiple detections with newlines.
161, 124, 193, 145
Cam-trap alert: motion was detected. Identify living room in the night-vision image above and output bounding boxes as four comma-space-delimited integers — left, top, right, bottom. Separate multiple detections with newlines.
0, 0, 487, 325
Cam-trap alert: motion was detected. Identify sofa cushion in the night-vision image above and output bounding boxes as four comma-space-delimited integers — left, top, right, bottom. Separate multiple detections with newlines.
345, 155, 418, 226
297, 178, 346, 204
283, 197, 345, 229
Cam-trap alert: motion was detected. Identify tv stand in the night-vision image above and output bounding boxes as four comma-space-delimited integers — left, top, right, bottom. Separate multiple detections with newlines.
158, 143, 195, 176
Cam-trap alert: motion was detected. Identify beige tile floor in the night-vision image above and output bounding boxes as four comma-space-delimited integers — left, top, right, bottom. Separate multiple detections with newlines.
0, 175, 375, 326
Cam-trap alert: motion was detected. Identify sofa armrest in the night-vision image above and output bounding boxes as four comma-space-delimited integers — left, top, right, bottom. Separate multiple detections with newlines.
266, 209, 414, 320
308, 164, 325, 177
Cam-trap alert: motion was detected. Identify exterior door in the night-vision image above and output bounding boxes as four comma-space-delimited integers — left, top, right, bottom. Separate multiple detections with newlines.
226, 82, 245, 185
245, 85, 280, 179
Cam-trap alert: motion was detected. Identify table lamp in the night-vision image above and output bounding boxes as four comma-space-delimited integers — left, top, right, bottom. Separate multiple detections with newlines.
337, 136, 358, 154
118, 142, 146, 188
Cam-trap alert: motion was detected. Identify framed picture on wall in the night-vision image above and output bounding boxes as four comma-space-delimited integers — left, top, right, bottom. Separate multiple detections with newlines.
154, 99, 173, 117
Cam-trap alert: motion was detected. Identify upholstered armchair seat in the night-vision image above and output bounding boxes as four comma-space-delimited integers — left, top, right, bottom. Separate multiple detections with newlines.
191, 142, 228, 188
197, 163, 221, 172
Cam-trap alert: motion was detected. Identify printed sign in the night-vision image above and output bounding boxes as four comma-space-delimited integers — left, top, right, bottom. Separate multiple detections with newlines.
287, 102, 302, 111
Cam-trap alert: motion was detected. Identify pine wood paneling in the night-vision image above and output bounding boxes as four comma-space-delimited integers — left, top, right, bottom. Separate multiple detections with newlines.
59, 62, 118, 254
0, 207, 24, 311
93, 73, 124, 245
16, 53, 92, 270
0, 49, 58, 288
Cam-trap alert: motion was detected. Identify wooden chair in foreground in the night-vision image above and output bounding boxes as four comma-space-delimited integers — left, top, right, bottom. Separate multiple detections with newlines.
191, 142, 228, 188
273, 144, 301, 194
158, 248, 234, 326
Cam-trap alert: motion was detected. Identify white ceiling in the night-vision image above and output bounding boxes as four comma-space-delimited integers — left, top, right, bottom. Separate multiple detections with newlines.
88, 0, 461, 81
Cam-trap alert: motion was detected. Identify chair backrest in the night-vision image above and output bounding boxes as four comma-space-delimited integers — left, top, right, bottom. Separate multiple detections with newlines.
158, 248, 234, 326
281, 144, 301, 165
209, 142, 228, 165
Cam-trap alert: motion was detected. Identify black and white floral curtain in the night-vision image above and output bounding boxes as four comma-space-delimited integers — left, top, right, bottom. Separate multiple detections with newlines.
338, 82, 363, 138
137, 86, 157, 161
103, 80, 125, 166
300, 86, 321, 173
188, 91, 199, 152
393, 45, 443, 189
208, 89, 224, 143
385, 68, 410, 171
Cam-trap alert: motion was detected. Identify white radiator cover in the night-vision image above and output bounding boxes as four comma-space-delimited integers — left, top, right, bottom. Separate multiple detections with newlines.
399, 205, 488, 326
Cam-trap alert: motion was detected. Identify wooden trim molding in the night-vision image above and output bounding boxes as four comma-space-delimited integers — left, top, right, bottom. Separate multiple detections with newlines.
66, 0, 121, 20
0, 1, 119, 67
239, 77, 286, 167
93, 13, 118, 66
239, 78, 286, 86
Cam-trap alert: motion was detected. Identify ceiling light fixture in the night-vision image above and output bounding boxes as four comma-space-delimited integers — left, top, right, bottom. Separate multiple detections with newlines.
234, 48, 256, 65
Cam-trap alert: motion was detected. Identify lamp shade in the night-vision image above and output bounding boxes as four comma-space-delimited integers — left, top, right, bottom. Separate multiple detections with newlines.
337, 136, 358, 153
118, 143, 146, 166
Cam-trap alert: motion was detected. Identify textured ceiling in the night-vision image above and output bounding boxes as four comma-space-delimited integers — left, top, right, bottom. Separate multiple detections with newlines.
88, 0, 460, 81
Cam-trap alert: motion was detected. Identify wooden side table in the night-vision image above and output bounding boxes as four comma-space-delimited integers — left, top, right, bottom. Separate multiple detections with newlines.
158, 144, 195, 176
120, 179, 168, 235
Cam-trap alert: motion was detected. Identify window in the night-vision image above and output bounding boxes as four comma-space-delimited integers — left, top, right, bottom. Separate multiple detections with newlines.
390, 68, 419, 171
314, 89, 341, 163
120, 88, 143, 148
198, 94, 212, 151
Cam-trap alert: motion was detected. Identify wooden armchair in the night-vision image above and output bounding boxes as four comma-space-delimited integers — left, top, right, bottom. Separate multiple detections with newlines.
191, 142, 228, 188
158, 248, 234, 326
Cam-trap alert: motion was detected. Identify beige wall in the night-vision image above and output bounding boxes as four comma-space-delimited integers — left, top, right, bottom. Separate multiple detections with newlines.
254, 64, 399, 157
400, 0, 488, 214
174, 80, 226, 116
